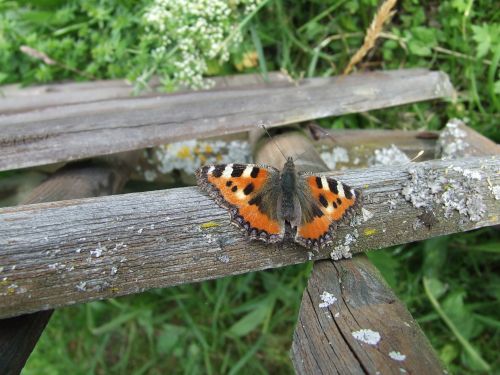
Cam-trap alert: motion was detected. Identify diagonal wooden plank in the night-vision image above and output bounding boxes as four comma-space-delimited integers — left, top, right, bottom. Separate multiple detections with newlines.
0, 155, 498, 319
291, 257, 444, 374
0, 69, 453, 171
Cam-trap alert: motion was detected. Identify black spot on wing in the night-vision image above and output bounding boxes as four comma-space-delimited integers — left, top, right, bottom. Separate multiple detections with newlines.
332, 201, 338, 209
319, 194, 328, 208
212, 165, 226, 178
249, 195, 262, 206
243, 183, 254, 195
250, 167, 260, 178
231, 186, 238, 192
226, 181, 233, 187
312, 204, 324, 218
316, 176, 323, 189
231, 164, 246, 177
328, 179, 338, 194
336, 198, 342, 205
344, 185, 353, 199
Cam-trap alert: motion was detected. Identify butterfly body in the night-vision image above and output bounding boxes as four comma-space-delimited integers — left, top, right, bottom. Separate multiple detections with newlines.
196, 158, 360, 250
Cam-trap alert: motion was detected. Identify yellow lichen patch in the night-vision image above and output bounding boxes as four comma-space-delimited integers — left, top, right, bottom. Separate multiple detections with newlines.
364, 228, 377, 236
364, 184, 369, 188
7, 287, 16, 295
111, 287, 119, 293
204, 144, 213, 153
0, 279, 9, 287
201, 221, 220, 229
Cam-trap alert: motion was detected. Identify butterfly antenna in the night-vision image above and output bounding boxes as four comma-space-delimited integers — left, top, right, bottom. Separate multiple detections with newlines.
261, 124, 287, 159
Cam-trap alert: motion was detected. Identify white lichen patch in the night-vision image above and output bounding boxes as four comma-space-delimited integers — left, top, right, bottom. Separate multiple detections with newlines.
334, 312, 340, 318
436, 119, 469, 159
217, 254, 230, 263
369, 144, 410, 166
110, 266, 118, 276
402, 164, 487, 222
352, 329, 381, 345
76, 281, 87, 292
389, 351, 407, 361
320, 147, 349, 170
319, 291, 337, 308
137, 228, 144, 234
490, 185, 500, 200
331, 230, 359, 260
90, 243, 106, 258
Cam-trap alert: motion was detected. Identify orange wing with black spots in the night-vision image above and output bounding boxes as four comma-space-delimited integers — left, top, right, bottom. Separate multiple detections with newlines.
295, 175, 361, 249
195, 163, 285, 243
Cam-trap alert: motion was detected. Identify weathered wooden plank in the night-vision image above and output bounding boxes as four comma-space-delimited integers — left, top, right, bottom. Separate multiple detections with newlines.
0, 69, 453, 171
436, 118, 500, 159
0, 72, 291, 115
0, 156, 498, 318
291, 257, 445, 374
0, 155, 138, 375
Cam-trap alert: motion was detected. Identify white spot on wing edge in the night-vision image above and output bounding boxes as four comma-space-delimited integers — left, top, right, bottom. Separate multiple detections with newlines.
222, 164, 233, 178
242, 165, 254, 178
321, 176, 328, 190
208, 166, 215, 174
337, 183, 345, 198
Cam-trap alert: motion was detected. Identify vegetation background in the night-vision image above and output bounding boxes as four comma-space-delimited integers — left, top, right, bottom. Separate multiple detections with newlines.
1, 0, 499, 373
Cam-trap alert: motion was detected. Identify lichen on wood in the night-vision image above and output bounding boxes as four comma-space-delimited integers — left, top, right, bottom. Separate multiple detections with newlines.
0, 156, 498, 318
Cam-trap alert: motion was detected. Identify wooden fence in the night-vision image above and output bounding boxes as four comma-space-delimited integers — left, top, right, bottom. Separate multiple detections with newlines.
0, 69, 498, 374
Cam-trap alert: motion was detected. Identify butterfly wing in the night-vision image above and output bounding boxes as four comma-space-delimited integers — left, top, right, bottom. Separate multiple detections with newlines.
196, 163, 285, 243
295, 174, 361, 249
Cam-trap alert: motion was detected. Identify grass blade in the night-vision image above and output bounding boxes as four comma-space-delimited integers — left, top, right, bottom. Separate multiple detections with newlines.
423, 277, 490, 372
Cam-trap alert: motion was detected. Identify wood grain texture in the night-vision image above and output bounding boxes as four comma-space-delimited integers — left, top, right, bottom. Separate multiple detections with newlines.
0, 69, 453, 171
0, 156, 498, 319
291, 257, 445, 374
281, 129, 444, 374
0, 157, 137, 375
0, 72, 291, 115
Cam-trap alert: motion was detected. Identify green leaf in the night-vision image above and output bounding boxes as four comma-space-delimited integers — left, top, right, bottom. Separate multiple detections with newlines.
442, 291, 482, 339
423, 277, 490, 372
408, 39, 432, 56
411, 26, 437, 46
228, 298, 274, 337
423, 236, 449, 278
467, 241, 500, 253
440, 343, 459, 365
425, 277, 447, 299
494, 80, 500, 95
366, 250, 398, 289
471, 24, 492, 58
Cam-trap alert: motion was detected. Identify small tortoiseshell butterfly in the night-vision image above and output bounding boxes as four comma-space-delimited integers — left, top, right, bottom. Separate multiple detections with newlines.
196, 157, 361, 249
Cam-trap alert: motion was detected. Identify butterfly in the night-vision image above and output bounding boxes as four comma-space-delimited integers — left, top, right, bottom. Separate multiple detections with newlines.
195, 157, 361, 249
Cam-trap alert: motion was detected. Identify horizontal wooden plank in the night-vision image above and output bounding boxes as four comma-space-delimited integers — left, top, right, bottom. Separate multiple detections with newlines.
0, 155, 498, 318
0, 156, 136, 375
292, 257, 444, 375
0, 72, 291, 115
0, 69, 453, 171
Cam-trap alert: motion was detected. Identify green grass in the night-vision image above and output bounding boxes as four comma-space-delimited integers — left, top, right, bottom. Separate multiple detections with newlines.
1, 0, 498, 374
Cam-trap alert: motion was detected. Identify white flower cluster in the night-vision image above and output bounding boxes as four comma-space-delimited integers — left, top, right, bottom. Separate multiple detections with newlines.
154, 139, 251, 175
144, 0, 262, 89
